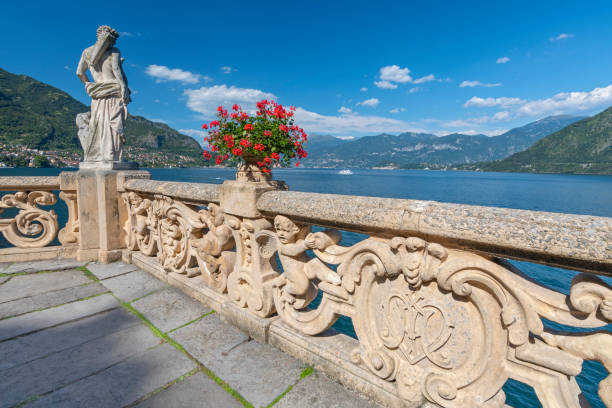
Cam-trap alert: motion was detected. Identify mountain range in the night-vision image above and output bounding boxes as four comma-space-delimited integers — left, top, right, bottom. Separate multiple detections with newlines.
472, 107, 612, 174
302, 115, 584, 168
1, 67, 609, 174
0, 67, 202, 165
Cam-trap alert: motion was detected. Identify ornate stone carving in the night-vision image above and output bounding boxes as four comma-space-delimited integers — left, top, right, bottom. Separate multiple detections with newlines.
192, 204, 235, 292
226, 216, 278, 317
123, 192, 237, 290
0, 191, 58, 248
58, 191, 79, 245
120, 188, 612, 408
254, 214, 612, 408
256, 215, 346, 333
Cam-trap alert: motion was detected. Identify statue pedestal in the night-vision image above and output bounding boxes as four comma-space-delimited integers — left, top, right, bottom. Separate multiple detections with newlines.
75, 164, 149, 263
79, 161, 138, 170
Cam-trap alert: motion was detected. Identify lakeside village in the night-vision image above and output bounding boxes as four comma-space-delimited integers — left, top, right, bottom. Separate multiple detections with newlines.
0, 142, 207, 168
0, 142, 467, 171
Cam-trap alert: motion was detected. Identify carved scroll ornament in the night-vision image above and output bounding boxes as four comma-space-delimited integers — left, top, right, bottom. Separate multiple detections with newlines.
0, 191, 58, 248
256, 215, 612, 408
123, 192, 236, 292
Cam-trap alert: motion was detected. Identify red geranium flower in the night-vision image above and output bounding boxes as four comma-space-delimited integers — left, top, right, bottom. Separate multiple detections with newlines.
271, 152, 280, 160
201, 124, 208, 129
264, 130, 272, 137
244, 124, 254, 131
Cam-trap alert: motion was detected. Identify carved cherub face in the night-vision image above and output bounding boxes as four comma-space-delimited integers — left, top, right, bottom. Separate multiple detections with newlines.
209, 204, 224, 226
274, 215, 300, 244
128, 192, 142, 206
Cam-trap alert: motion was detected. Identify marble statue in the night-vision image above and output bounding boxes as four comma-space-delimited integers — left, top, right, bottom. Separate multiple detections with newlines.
76, 25, 131, 163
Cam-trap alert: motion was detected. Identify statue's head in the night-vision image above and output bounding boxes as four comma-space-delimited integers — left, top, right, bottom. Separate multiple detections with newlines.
96, 25, 119, 46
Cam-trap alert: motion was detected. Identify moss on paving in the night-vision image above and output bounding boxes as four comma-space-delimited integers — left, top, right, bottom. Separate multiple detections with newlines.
78, 265, 99, 283
116, 296, 253, 408
265, 366, 314, 408
167, 310, 216, 334
125, 367, 201, 408
300, 366, 313, 379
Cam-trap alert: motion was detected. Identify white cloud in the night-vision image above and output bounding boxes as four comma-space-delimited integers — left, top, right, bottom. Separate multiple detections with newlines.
496, 57, 510, 64
463, 84, 612, 119
413, 74, 436, 84
463, 96, 524, 108
63, 65, 71, 71
379, 65, 412, 83
360, 87, 368, 92
357, 98, 380, 107
145, 64, 204, 84
492, 111, 511, 121
550, 33, 574, 41
294, 108, 420, 134
184, 85, 276, 116
179, 129, 207, 138
338, 106, 352, 114
517, 85, 612, 116
389, 107, 406, 114
374, 80, 398, 89
409, 87, 421, 94
119, 31, 134, 37
460, 80, 502, 88
220, 66, 236, 74
335, 136, 355, 140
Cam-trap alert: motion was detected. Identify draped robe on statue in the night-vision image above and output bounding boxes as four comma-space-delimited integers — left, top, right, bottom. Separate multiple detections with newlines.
84, 81, 127, 161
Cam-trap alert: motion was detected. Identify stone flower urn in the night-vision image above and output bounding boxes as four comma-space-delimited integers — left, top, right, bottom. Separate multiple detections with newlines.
235, 154, 272, 183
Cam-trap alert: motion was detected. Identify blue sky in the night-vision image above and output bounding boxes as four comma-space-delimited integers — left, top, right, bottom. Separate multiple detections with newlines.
2, 0, 612, 141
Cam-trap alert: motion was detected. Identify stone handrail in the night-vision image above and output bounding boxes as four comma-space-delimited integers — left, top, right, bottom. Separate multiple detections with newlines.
257, 190, 612, 275
0, 176, 59, 191
0, 175, 78, 250
120, 177, 612, 408
121, 178, 220, 204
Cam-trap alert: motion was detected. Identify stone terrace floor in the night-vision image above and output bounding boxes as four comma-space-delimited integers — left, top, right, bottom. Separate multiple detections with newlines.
0, 259, 379, 408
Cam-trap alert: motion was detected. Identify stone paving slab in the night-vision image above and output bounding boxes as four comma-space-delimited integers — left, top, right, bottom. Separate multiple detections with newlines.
87, 261, 139, 280
29, 343, 196, 408
170, 314, 249, 359
0, 293, 118, 341
0, 269, 93, 303
174, 316, 304, 408
135, 371, 242, 408
0, 262, 9, 272
0, 281, 107, 319
206, 340, 304, 407
0, 276, 9, 285
0, 308, 142, 371
1, 258, 85, 274
276, 371, 380, 408
101, 270, 168, 302
132, 287, 211, 332
0, 324, 161, 408
0, 309, 142, 371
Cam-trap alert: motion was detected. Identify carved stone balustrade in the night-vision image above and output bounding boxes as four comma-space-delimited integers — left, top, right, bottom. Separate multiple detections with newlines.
2, 172, 610, 408
0, 175, 79, 261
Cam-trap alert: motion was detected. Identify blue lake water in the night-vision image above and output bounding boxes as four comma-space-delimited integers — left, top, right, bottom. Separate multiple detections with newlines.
2, 167, 611, 407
